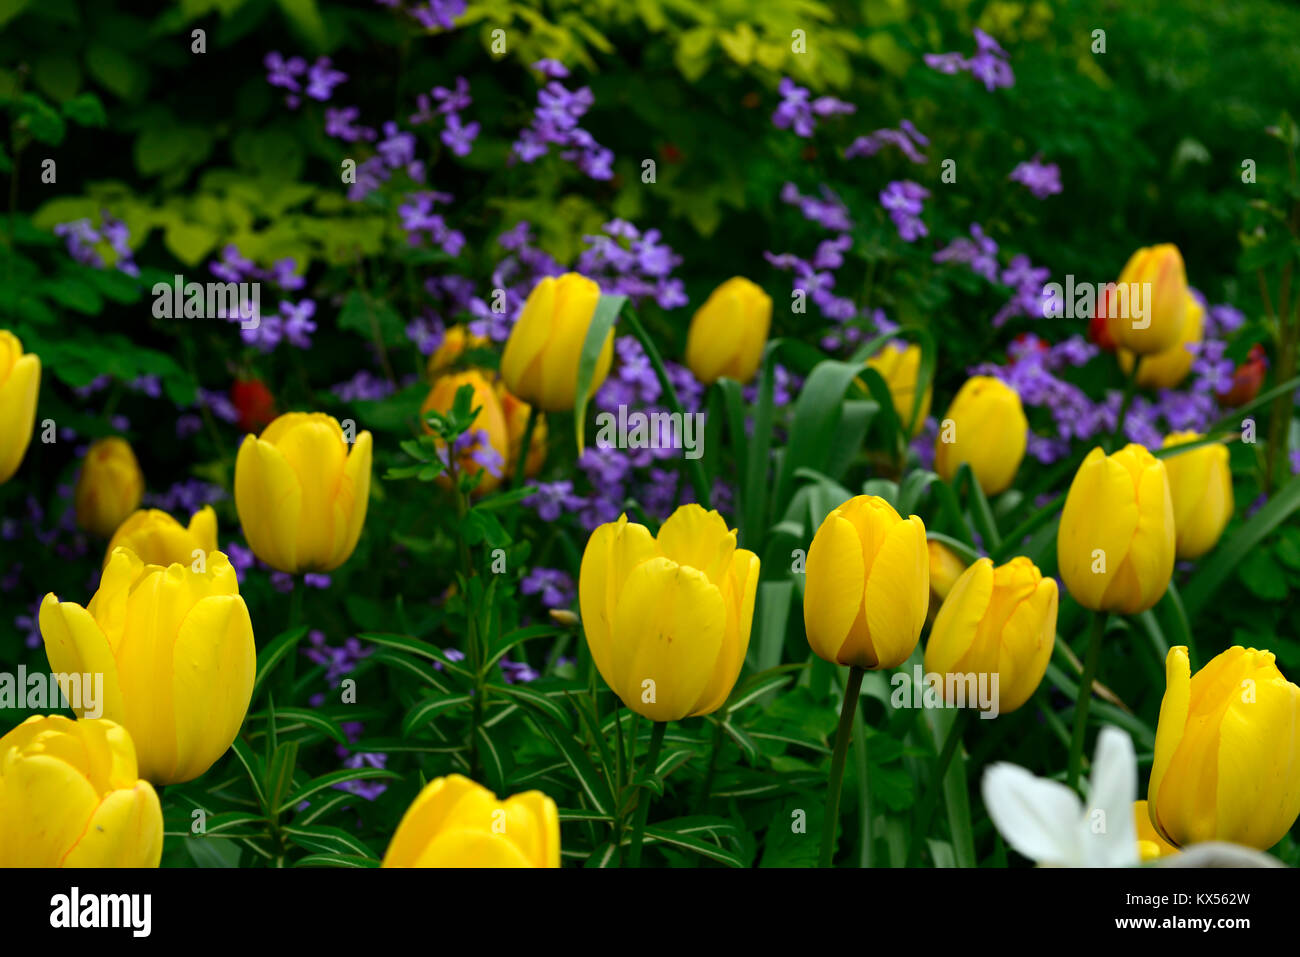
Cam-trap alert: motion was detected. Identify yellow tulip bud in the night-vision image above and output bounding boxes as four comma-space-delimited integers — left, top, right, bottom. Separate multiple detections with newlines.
923, 557, 1058, 714
1057, 444, 1175, 614
927, 539, 968, 607
1149, 646, 1300, 850
1117, 292, 1202, 389
382, 774, 559, 867
1133, 801, 1178, 861
74, 437, 144, 538
104, 505, 218, 569
1162, 432, 1233, 560
497, 382, 547, 478
39, 548, 256, 785
234, 412, 372, 573
804, 495, 928, 669
0, 715, 163, 867
934, 376, 1027, 496
1108, 244, 1188, 356
579, 505, 760, 721
865, 343, 931, 437
0, 330, 41, 484
684, 277, 772, 385
500, 272, 612, 411
421, 370, 510, 495
427, 324, 489, 379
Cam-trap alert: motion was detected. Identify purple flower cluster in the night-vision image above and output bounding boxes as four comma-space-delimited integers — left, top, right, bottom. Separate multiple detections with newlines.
1009, 155, 1063, 200
513, 60, 613, 180
521, 567, 575, 609
925, 29, 1015, 91
264, 53, 347, 109
410, 76, 480, 157
574, 220, 687, 309
53, 213, 139, 276
398, 190, 465, 256
334, 722, 388, 802
845, 120, 929, 164
303, 629, 373, 695
931, 226, 1052, 328
205, 245, 318, 351
377, 0, 466, 31
771, 77, 856, 137
144, 479, 226, 514
880, 181, 930, 241
333, 370, 396, 403
780, 182, 853, 232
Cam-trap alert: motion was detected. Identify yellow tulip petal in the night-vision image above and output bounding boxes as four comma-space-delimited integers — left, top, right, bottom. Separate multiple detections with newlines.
381, 775, 484, 867
655, 503, 736, 584
862, 516, 928, 669
1149, 646, 1191, 844
578, 516, 658, 685
803, 514, 866, 665
235, 434, 302, 572
63, 783, 164, 867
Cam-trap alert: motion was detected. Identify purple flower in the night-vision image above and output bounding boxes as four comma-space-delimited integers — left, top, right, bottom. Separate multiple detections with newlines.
845, 122, 928, 164
771, 77, 855, 138
305, 57, 347, 101
521, 567, 575, 609
325, 106, 372, 142
1009, 155, 1063, 199
280, 300, 317, 349
880, 181, 930, 241
525, 480, 582, 521
441, 113, 480, 156
264, 52, 306, 91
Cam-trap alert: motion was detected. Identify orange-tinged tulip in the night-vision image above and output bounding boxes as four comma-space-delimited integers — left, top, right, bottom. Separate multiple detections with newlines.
1149, 646, 1300, 850
684, 277, 772, 385
0, 715, 163, 867
234, 412, 372, 573
934, 376, 1027, 496
579, 505, 760, 721
500, 273, 612, 411
498, 383, 547, 478
421, 370, 510, 494
1057, 444, 1175, 614
0, 330, 41, 484
803, 495, 928, 669
104, 506, 218, 569
382, 774, 559, 868
1161, 432, 1233, 559
427, 324, 490, 378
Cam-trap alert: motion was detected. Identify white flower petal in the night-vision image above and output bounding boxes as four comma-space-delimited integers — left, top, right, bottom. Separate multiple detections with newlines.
982, 761, 1084, 866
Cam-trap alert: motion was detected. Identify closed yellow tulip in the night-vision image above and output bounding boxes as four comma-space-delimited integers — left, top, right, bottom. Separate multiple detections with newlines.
39, 547, 256, 785
1057, 444, 1175, 614
579, 505, 760, 721
927, 539, 967, 607
684, 277, 772, 385
500, 272, 613, 412
427, 324, 490, 379
498, 383, 547, 478
1161, 432, 1233, 559
865, 342, 931, 437
0, 715, 163, 867
923, 557, 1058, 714
104, 505, 218, 569
382, 774, 559, 868
1134, 801, 1178, 861
1117, 292, 1202, 389
934, 376, 1027, 496
1108, 244, 1188, 356
1149, 646, 1300, 850
235, 412, 372, 573
804, 495, 928, 669
421, 370, 510, 494
74, 437, 144, 538
0, 330, 41, 484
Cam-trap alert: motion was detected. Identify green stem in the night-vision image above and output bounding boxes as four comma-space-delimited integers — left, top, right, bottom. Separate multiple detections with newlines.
697, 719, 725, 812
820, 665, 864, 867
280, 578, 304, 700
627, 720, 666, 868
450, 459, 484, 778
1067, 611, 1108, 792
1112, 357, 1142, 449
512, 405, 540, 489
905, 708, 971, 866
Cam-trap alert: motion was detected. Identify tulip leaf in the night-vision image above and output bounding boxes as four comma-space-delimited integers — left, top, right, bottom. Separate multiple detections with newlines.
278, 768, 401, 815
251, 625, 311, 704
293, 854, 382, 868
494, 683, 573, 730
402, 694, 474, 737
749, 580, 795, 676
956, 463, 1002, 552
252, 706, 349, 745
368, 649, 455, 695
229, 737, 270, 814
1183, 472, 1300, 618
532, 715, 616, 819
572, 292, 626, 454
641, 819, 747, 868
773, 358, 869, 517
475, 726, 506, 794
926, 531, 981, 566
360, 632, 473, 681
741, 340, 783, 548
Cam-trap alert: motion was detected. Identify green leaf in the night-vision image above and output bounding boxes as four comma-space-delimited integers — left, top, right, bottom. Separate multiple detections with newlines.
279, 769, 400, 814
359, 632, 472, 680
401, 694, 473, 736
251, 626, 310, 703
534, 717, 615, 818
642, 820, 746, 867
573, 292, 626, 453
282, 825, 378, 860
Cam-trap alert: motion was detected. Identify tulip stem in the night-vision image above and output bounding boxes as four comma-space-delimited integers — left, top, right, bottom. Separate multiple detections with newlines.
905, 707, 970, 866
280, 577, 304, 700
1067, 611, 1108, 792
512, 405, 540, 490
820, 665, 864, 867
1112, 357, 1142, 448
627, 720, 666, 868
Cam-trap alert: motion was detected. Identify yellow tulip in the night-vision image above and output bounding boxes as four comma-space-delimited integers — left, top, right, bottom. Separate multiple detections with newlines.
427, 324, 489, 378
235, 412, 372, 573
498, 382, 547, 478
1134, 801, 1177, 861
74, 437, 144, 538
39, 547, 256, 785
382, 774, 559, 868
804, 495, 928, 669
579, 505, 760, 721
500, 272, 613, 411
1149, 646, 1300, 850
104, 505, 218, 569
923, 556, 1058, 714
1117, 292, 1202, 389
1057, 444, 1175, 614
421, 370, 510, 495
1161, 432, 1233, 559
684, 277, 772, 385
0, 715, 163, 867
0, 330, 41, 484
1107, 244, 1188, 356
865, 342, 931, 437
934, 376, 1027, 496
927, 539, 967, 607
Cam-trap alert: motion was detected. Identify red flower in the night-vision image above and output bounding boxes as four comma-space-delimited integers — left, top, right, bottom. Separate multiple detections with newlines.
1217, 344, 1268, 408
230, 378, 276, 434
